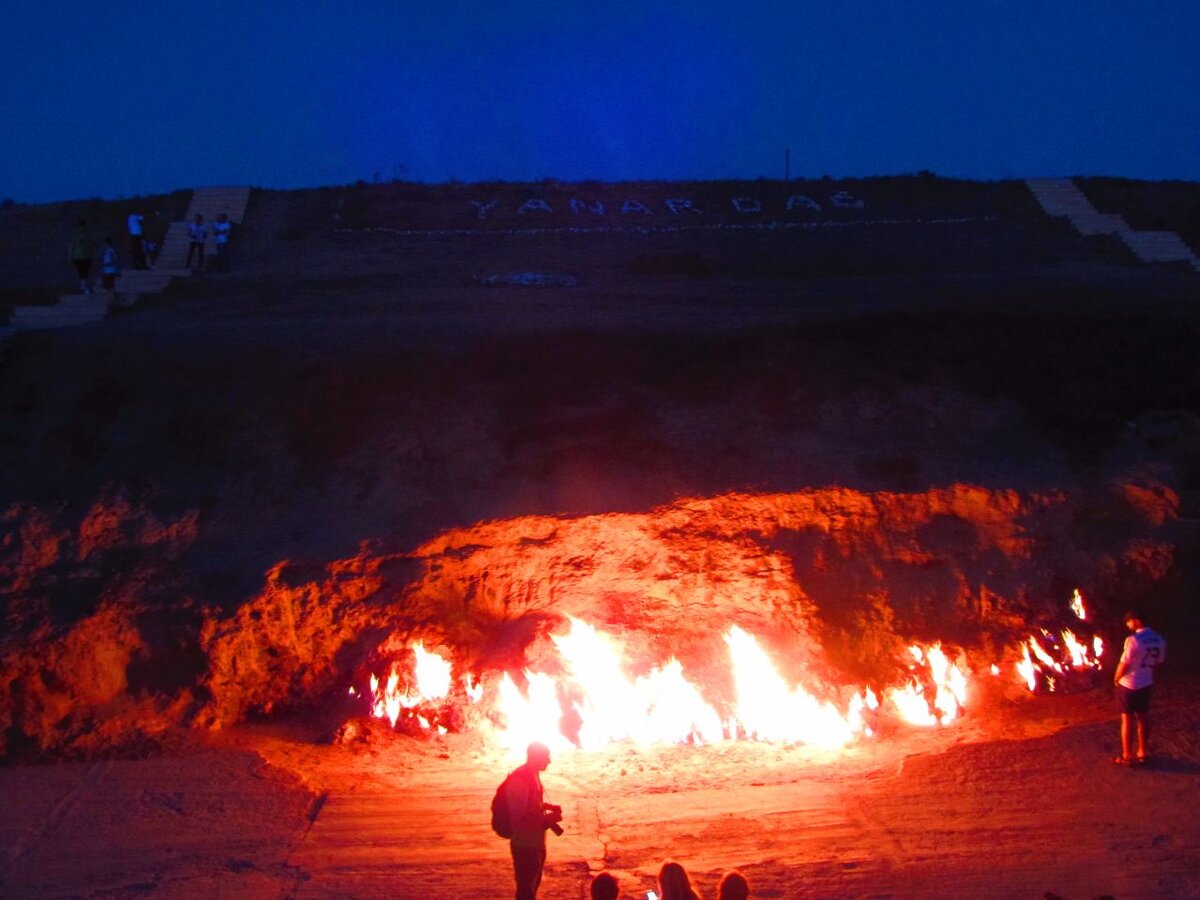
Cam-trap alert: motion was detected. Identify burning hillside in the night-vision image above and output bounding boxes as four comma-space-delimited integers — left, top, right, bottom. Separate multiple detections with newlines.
0, 479, 1181, 760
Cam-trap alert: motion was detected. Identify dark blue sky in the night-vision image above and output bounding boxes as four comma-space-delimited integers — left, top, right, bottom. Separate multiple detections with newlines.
4, 2, 1199, 202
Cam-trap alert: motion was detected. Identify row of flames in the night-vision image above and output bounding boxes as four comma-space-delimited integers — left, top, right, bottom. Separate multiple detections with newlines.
353, 590, 1104, 755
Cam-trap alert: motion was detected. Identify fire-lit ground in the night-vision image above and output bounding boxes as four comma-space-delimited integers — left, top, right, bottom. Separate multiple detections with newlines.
3, 677, 1198, 899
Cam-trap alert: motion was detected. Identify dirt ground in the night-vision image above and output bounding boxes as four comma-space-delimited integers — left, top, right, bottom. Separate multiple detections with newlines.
2, 673, 1198, 899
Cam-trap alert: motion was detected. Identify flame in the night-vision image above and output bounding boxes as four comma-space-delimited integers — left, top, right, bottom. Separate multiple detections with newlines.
361, 621, 976, 752
1061, 629, 1093, 669
495, 671, 572, 754
1028, 634, 1063, 672
1016, 644, 1037, 691
412, 642, 452, 700
486, 621, 963, 752
725, 625, 867, 748
463, 673, 484, 703
370, 669, 403, 727
887, 644, 968, 726
365, 641, 456, 729
551, 617, 725, 748
1011, 590, 1104, 693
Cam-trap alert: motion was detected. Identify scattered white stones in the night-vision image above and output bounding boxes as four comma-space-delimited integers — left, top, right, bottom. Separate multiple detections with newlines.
341, 215, 989, 240
477, 272, 579, 287
471, 192, 867, 219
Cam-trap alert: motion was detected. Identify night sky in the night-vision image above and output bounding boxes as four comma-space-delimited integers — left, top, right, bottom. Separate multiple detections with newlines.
4, 2, 1199, 203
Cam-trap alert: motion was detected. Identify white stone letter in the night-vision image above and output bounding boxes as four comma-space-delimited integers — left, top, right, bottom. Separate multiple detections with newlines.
620, 199, 652, 215
830, 191, 865, 209
569, 198, 605, 216
786, 194, 821, 211
731, 196, 762, 214
665, 198, 701, 215
469, 200, 499, 220
518, 198, 554, 215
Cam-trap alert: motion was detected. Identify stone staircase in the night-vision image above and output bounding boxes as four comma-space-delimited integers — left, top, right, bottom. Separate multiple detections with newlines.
8, 186, 251, 332
1026, 178, 1200, 272
159, 186, 252, 270
9, 294, 110, 330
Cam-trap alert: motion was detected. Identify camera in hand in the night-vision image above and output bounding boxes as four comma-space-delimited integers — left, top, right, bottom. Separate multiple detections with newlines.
544, 803, 564, 836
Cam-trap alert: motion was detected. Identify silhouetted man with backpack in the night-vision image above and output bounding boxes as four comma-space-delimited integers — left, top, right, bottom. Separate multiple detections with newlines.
495, 742, 563, 900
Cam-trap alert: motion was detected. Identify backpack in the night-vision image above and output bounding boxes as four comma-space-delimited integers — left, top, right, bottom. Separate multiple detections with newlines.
490, 771, 515, 838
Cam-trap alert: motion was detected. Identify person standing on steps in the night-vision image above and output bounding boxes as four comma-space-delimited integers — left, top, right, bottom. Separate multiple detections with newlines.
100, 236, 121, 302
68, 219, 94, 293
212, 212, 231, 272
185, 213, 207, 271
1112, 608, 1166, 766
127, 209, 147, 269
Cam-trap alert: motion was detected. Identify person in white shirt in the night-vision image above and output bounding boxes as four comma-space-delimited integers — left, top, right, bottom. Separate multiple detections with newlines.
186, 214, 207, 271
1112, 608, 1166, 765
127, 211, 147, 269
212, 213, 231, 272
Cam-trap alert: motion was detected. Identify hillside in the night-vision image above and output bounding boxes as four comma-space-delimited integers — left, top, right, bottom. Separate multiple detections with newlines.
2, 174, 1200, 758
4, 174, 1200, 897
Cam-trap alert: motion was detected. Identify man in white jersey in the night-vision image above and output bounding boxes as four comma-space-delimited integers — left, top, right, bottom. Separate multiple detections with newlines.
1112, 608, 1166, 765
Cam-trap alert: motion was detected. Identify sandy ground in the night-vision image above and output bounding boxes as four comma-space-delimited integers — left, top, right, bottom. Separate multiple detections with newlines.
3, 675, 1198, 899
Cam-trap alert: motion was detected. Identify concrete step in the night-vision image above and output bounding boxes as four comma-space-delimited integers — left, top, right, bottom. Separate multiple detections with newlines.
1069, 212, 1128, 235
1025, 178, 1092, 216
14, 301, 108, 317
12, 318, 106, 331
186, 186, 251, 222
12, 309, 107, 328
1120, 230, 1198, 262
57, 294, 111, 311
113, 272, 174, 291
